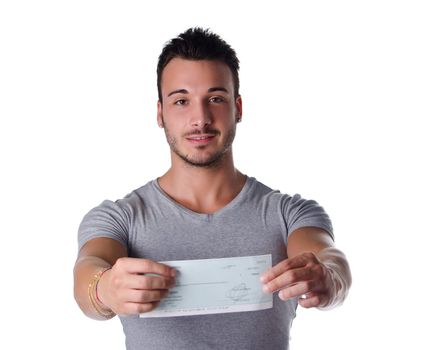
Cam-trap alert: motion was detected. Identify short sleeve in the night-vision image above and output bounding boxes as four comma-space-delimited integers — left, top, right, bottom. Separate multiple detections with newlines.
77, 199, 129, 252
280, 194, 334, 241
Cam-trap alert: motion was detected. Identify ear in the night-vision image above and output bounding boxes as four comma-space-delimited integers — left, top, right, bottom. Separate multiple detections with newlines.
235, 95, 243, 123
157, 100, 163, 128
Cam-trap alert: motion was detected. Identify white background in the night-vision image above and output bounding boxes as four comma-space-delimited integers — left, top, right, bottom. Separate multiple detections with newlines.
1, 1, 425, 349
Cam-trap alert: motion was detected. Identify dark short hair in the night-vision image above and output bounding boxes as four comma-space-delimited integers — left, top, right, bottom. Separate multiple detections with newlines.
157, 27, 240, 103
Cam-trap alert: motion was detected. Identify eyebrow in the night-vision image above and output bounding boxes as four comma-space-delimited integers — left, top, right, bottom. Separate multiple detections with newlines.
167, 89, 188, 97
167, 86, 229, 98
208, 87, 229, 94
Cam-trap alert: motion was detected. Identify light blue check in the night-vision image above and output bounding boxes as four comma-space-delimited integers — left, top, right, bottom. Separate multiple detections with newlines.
140, 254, 273, 318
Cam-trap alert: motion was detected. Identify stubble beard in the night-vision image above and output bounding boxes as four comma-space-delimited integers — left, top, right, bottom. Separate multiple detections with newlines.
162, 116, 236, 168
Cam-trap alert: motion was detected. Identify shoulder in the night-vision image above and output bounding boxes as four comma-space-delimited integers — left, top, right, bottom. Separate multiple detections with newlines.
78, 180, 157, 250
249, 177, 322, 207
105, 179, 159, 213
248, 177, 333, 237
81, 180, 156, 224
247, 177, 294, 204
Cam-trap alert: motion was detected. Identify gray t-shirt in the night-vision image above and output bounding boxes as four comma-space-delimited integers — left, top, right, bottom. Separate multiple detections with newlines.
78, 176, 333, 350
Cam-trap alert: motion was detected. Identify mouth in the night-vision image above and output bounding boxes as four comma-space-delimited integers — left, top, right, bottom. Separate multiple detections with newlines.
186, 134, 216, 144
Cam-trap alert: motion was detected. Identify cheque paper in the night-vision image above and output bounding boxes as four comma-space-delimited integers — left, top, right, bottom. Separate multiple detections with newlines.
139, 254, 272, 318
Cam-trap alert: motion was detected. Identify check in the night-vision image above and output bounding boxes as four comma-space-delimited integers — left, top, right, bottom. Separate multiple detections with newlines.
139, 254, 272, 318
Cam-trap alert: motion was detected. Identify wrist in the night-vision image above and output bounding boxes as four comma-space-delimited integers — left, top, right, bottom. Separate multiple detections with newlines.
319, 261, 344, 310
317, 248, 352, 310
96, 267, 111, 309
88, 267, 116, 320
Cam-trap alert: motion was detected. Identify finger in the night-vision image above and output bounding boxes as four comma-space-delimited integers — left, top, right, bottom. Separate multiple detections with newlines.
298, 293, 324, 309
277, 280, 316, 300
116, 257, 176, 277
126, 274, 176, 290
260, 255, 310, 284
121, 301, 160, 315
263, 267, 312, 293
124, 289, 169, 303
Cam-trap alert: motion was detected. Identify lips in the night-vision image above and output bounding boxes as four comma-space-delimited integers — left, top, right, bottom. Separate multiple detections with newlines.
187, 135, 214, 140
186, 134, 216, 144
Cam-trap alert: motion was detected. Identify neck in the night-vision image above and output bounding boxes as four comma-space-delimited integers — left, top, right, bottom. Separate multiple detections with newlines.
158, 149, 246, 214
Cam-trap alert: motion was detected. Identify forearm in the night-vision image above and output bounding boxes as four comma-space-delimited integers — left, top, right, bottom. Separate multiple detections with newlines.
317, 247, 352, 309
73, 255, 113, 320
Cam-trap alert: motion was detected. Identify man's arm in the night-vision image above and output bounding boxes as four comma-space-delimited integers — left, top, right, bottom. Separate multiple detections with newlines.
261, 227, 351, 309
74, 237, 176, 320
74, 237, 127, 320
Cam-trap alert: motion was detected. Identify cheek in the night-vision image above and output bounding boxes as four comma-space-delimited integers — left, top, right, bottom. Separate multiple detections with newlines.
163, 117, 185, 135
163, 107, 187, 124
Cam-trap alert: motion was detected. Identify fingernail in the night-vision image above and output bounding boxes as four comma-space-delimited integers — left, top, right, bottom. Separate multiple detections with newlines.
260, 274, 267, 283
170, 269, 176, 277
262, 284, 270, 293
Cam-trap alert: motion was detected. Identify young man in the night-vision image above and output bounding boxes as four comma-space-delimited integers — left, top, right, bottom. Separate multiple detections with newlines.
74, 27, 351, 349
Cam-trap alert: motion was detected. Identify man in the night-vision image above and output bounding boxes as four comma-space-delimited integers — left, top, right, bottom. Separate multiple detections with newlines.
74, 27, 351, 349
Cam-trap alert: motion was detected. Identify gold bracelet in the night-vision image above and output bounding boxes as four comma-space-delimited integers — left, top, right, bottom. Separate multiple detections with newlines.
88, 267, 116, 319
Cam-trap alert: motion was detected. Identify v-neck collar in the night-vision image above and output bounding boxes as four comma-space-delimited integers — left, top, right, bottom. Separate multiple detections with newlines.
151, 176, 254, 222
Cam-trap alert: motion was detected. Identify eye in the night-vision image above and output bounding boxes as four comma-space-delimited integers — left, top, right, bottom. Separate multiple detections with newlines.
174, 99, 187, 106
209, 96, 225, 103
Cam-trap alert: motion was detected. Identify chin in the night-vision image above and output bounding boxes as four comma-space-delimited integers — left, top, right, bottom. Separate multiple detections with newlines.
179, 151, 226, 168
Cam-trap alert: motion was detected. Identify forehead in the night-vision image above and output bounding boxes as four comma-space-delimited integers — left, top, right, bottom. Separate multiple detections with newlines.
161, 58, 234, 94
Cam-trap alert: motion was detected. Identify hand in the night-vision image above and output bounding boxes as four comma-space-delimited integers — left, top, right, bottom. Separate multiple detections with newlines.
97, 257, 176, 315
260, 252, 333, 308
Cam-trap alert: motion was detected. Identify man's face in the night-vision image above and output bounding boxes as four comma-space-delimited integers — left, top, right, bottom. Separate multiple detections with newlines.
157, 58, 242, 167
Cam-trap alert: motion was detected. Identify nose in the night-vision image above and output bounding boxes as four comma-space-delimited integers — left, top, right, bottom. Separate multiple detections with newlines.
190, 101, 212, 128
